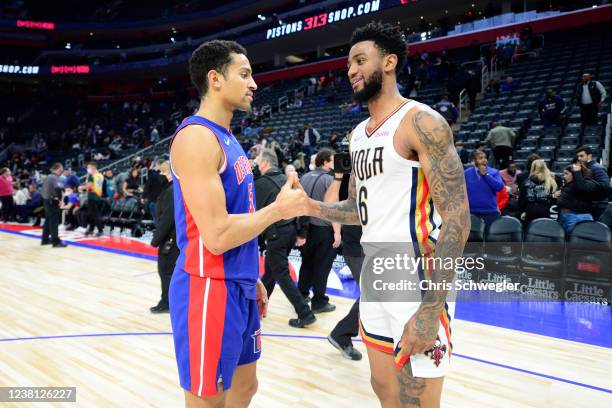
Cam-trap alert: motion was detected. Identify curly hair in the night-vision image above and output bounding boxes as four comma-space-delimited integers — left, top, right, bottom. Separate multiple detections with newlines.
189, 40, 247, 98
350, 21, 407, 75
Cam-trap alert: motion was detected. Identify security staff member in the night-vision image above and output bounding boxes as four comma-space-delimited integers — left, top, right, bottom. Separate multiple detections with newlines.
149, 161, 178, 313
255, 148, 316, 328
576, 73, 607, 127
41, 163, 66, 247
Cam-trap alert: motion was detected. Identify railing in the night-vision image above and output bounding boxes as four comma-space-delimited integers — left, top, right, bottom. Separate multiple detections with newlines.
261, 104, 272, 119
490, 55, 499, 79
458, 89, 469, 122
278, 96, 288, 113
481, 64, 489, 97
0, 142, 14, 163
603, 104, 611, 169
95, 134, 172, 175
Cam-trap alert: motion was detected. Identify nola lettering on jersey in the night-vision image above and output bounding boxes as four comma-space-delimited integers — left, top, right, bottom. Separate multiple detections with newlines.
352, 147, 384, 181
234, 155, 253, 184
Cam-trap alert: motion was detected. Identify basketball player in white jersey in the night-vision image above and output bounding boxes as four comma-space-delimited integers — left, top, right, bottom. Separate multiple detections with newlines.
304, 22, 470, 407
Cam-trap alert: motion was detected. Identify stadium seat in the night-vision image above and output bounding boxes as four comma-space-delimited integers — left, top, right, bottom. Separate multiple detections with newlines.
521, 218, 566, 275
484, 216, 523, 273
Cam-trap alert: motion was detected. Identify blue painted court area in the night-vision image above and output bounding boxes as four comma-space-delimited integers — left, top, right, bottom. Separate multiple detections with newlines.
455, 301, 612, 348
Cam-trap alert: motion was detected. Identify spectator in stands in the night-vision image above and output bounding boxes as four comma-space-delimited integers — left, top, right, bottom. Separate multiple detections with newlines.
500, 43, 515, 68
576, 73, 607, 127
255, 148, 315, 327
62, 169, 80, 190
13, 182, 29, 223
149, 126, 160, 144
465, 151, 504, 227
497, 186, 509, 213
518, 159, 557, 225
576, 146, 610, 219
466, 70, 480, 112
485, 121, 516, 169
500, 76, 518, 93
25, 183, 43, 225
302, 122, 321, 160
298, 148, 338, 314
520, 24, 534, 51
516, 153, 541, 191
0, 167, 15, 222
149, 161, 177, 314
123, 168, 142, 198
103, 169, 116, 200
85, 162, 105, 236
432, 94, 458, 125
41, 163, 66, 247
554, 163, 600, 233
499, 161, 521, 197
455, 140, 469, 164
61, 186, 80, 230
486, 78, 500, 94
143, 159, 166, 222
538, 88, 565, 128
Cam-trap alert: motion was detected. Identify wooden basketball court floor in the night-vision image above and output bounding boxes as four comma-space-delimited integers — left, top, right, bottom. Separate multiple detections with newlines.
1, 229, 611, 407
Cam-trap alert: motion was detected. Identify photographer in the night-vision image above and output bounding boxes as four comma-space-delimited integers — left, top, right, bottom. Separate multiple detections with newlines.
149, 161, 178, 314
255, 148, 316, 328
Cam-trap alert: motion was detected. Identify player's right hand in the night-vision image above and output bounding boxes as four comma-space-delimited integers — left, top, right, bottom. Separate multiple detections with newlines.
275, 172, 309, 219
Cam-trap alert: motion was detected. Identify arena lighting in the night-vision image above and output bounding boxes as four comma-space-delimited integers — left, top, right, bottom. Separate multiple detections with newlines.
266, 0, 385, 40
16, 19, 55, 30
50, 65, 90, 74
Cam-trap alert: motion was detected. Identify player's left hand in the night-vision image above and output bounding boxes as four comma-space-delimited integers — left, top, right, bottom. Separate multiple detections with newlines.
256, 280, 268, 319
398, 308, 440, 358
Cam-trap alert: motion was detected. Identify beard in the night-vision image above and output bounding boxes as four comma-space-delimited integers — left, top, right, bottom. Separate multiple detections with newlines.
353, 69, 383, 102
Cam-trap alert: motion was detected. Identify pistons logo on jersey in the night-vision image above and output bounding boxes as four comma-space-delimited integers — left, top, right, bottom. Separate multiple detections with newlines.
234, 155, 253, 185
251, 329, 262, 354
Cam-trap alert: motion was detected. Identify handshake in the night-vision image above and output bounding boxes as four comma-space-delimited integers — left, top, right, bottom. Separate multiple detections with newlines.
273, 172, 312, 220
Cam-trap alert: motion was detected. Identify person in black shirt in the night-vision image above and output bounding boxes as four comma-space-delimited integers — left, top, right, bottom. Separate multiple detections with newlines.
149, 161, 178, 313
123, 168, 142, 198
255, 148, 316, 328
325, 173, 363, 361
143, 159, 167, 222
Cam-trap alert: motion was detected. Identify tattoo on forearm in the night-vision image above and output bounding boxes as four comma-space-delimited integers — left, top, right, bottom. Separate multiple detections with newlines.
397, 362, 425, 407
411, 110, 471, 333
314, 172, 360, 225
317, 198, 360, 225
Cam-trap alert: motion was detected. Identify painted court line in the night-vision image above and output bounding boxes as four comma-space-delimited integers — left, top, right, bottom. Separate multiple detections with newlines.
0, 331, 610, 395
2, 227, 611, 349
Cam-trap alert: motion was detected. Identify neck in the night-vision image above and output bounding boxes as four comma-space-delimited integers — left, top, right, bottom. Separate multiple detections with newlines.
367, 80, 405, 122
197, 96, 234, 129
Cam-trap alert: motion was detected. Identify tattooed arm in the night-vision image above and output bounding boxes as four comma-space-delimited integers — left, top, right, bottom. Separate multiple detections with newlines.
306, 134, 361, 225
398, 106, 471, 356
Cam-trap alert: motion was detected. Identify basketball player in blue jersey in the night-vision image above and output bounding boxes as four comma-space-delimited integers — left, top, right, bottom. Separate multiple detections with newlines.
169, 40, 309, 408
304, 23, 471, 407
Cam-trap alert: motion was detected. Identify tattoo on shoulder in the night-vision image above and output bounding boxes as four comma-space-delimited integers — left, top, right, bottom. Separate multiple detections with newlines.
411, 109, 466, 214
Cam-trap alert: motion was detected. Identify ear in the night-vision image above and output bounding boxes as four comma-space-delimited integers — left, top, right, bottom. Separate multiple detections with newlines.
207, 69, 223, 91
384, 54, 398, 74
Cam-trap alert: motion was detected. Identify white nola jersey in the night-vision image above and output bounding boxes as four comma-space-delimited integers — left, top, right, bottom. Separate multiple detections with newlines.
350, 99, 443, 248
